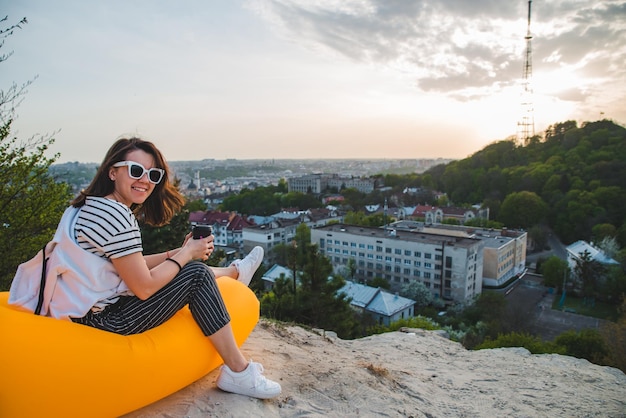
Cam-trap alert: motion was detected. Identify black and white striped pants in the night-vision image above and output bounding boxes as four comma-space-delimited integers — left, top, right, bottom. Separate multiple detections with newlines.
72, 262, 230, 336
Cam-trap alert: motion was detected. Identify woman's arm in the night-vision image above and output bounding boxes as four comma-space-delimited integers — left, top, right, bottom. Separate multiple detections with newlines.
144, 248, 180, 270
113, 235, 213, 300
143, 232, 192, 269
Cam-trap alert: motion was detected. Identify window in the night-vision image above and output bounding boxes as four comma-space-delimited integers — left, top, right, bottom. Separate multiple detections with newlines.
385, 247, 392, 253
394, 248, 402, 255
425, 253, 432, 259
385, 256, 392, 263
414, 261, 421, 267
376, 246, 383, 252
424, 262, 432, 269
414, 251, 421, 257
404, 250, 411, 256
445, 256, 452, 268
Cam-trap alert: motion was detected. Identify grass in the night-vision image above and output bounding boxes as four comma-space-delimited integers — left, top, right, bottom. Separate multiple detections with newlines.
552, 294, 620, 321
363, 363, 390, 379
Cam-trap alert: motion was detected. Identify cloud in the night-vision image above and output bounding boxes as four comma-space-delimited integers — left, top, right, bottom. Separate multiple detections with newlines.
248, 0, 626, 105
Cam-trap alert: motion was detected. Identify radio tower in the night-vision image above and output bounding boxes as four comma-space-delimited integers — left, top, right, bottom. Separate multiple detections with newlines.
517, 0, 535, 144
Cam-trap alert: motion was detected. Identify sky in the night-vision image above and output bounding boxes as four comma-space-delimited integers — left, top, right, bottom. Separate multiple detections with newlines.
2, 0, 625, 163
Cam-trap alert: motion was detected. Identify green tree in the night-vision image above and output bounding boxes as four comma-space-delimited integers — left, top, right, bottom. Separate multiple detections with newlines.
462, 292, 507, 340
367, 277, 391, 290
475, 332, 561, 354
346, 258, 357, 281
400, 280, 432, 308
555, 329, 608, 364
297, 246, 360, 338
541, 256, 569, 290
573, 250, 605, 299
600, 299, 626, 373
261, 244, 360, 339
140, 197, 190, 255
0, 17, 72, 290
185, 198, 207, 212
528, 225, 548, 252
599, 264, 626, 304
498, 191, 548, 229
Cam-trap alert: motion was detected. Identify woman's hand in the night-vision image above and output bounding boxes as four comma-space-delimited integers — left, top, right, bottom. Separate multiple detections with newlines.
182, 233, 215, 261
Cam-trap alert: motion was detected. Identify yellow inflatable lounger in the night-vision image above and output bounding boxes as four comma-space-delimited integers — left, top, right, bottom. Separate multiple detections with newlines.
0, 277, 259, 418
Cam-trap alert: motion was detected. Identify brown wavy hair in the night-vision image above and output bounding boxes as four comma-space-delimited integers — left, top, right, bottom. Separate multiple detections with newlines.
71, 137, 185, 226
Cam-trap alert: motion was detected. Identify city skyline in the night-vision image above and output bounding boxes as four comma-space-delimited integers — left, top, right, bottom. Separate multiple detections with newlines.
3, 0, 625, 163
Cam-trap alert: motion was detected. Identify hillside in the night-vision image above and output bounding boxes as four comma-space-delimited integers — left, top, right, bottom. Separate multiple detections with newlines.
125, 319, 626, 418
429, 119, 626, 245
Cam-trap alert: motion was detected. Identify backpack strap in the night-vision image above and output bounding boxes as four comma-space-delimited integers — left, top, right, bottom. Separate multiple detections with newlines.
34, 243, 49, 315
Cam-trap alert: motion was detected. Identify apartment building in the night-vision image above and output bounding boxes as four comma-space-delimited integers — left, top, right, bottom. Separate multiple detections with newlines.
189, 210, 251, 251
310, 223, 485, 304
397, 205, 490, 225
390, 221, 527, 288
287, 173, 376, 194
242, 218, 300, 255
287, 174, 324, 194
242, 209, 343, 256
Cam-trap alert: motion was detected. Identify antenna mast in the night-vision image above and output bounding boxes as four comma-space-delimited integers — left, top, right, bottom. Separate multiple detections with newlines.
517, 0, 535, 144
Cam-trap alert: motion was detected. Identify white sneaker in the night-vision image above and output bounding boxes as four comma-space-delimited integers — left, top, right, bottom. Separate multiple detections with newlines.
216, 361, 281, 399
231, 246, 264, 286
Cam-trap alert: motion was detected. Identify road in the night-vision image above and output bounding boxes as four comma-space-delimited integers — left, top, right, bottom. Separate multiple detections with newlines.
504, 275, 608, 341
525, 228, 569, 268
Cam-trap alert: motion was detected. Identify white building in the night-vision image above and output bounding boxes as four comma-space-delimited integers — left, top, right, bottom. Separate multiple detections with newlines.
566, 240, 619, 271
311, 223, 485, 304
389, 221, 527, 288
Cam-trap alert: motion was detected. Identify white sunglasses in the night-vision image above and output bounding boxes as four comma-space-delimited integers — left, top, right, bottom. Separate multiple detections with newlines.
113, 161, 165, 184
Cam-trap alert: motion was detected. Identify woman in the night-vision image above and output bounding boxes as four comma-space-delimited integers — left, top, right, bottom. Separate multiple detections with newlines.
58, 136, 279, 399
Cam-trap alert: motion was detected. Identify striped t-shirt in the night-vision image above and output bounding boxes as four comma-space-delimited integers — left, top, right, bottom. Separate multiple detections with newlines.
74, 196, 143, 310
75, 196, 143, 259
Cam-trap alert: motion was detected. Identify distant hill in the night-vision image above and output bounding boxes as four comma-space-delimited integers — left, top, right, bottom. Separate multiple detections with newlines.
427, 119, 626, 245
